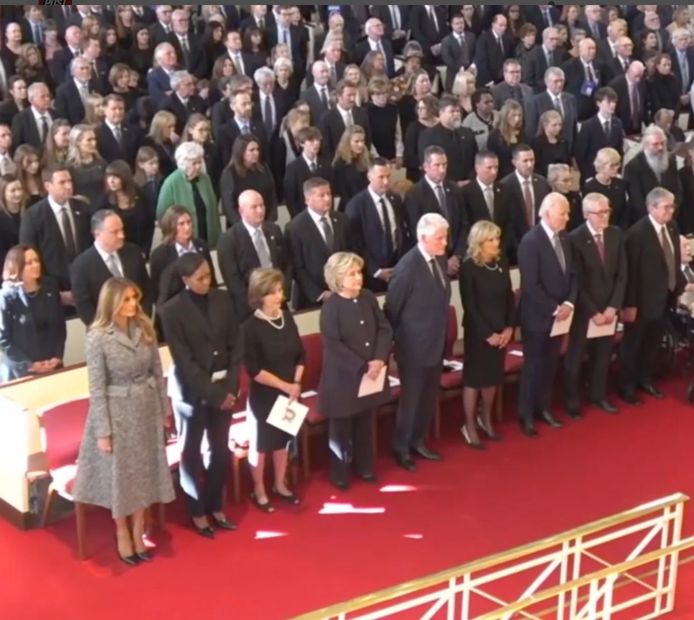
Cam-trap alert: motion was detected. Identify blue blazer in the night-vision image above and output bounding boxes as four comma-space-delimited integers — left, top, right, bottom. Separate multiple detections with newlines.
0, 278, 66, 381
147, 67, 173, 107
518, 224, 577, 333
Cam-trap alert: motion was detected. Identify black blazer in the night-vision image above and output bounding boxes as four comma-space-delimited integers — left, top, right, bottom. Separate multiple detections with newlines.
95, 121, 142, 166
672, 48, 694, 94
11, 108, 56, 152
573, 115, 625, 181
562, 57, 606, 121
54, 80, 93, 125
0, 100, 21, 127
417, 125, 478, 183
218, 117, 268, 171
569, 223, 627, 321
473, 30, 515, 87
409, 5, 448, 62
404, 178, 469, 258
285, 209, 350, 309
300, 84, 332, 126
18, 198, 91, 291
70, 243, 152, 325
166, 31, 207, 78
344, 189, 408, 285
624, 216, 686, 320
159, 288, 242, 408
354, 38, 396, 77
461, 179, 511, 242
441, 32, 476, 92
158, 92, 208, 134
217, 221, 290, 320
283, 156, 333, 219
265, 24, 308, 75
49, 46, 79, 85
517, 224, 577, 332
0, 278, 66, 382
149, 239, 215, 305
319, 106, 371, 160
527, 90, 579, 150
523, 45, 567, 92
0, 210, 20, 269
384, 246, 451, 366
623, 152, 682, 224
608, 74, 647, 136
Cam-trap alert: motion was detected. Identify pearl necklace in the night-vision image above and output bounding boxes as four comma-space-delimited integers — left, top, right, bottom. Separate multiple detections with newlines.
482, 261, 501, 273
255, 309, 285, 330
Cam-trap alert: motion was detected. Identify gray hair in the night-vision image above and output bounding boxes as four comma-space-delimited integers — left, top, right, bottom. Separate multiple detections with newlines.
154, 42, 174, 63
646, 187, 675, 211
544, 66, 565, 83
547, 163, 571, 187
538, 192, 569, 218
364, 17, 381, 37
417, 213, 449, 240
174, 141, 205, 171
90, 208, 120, 234
254, 66, 275, 86
642, 124, 667, 143
582, 192, 609, 216
323, 251, 365, 294
273, 57, 293, 74
594, 147, 621, 171
27, 82, 48, 102
672, 28, 691, 44
170, 70, 191, 91
70, 56, 90, 76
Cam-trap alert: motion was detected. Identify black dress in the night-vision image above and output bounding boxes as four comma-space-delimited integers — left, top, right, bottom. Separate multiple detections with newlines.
0, 209, 21, 269
459, 257, 515, 388
531, 134, 572, 178
678, 167, 694, 236
70, 160, 107, 211
219, 165, 278, 225
332, 160, 368, 210
487, 129, 526, 178
242, 311, 305, 453
403, 120, 428, 183
581, 176, 629, 230
95, 191, 155, 257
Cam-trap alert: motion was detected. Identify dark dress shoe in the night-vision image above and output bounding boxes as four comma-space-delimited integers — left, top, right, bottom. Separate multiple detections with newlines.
192, 523, 215, 539
272, 488, 301, 505
638, 382, 664, 399
619, 390, 642, 406
393, 451, 416, 471
118, 552, 139, 566
250, 493, 275, 513
519, 420, 538, 437
475, 415, 500, 440
540, 410, 563, 428
331, 478, 349, 490
565, 403, 582, 420
461, 426, 485, 450
135, 550, 152, 562
589, 399, 619, 414
212, 515, 237, 530
358, 473, 377, 483
412, 445, 442, 460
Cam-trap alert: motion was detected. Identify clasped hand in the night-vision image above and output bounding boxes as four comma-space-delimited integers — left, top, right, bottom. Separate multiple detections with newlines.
366, 359, 384, 380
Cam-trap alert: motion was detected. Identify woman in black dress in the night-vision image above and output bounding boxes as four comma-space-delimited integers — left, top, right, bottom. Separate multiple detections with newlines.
332, 125, 370, 210
67, 124, 107, 210
531, 110, 572, 178
142, 111, 179, 178
548, 163, 583, 231
243, 268, 304, 511
459, 221, 515, 448
319, 252, 392, 489
581, 147, 629, 229
646, 53, 680, 119
487, 100, 526, 178
679, 143, 694, 236
403, 94, 438, 183
398, 69, 433, 138
0, 174, 26, 268
219, 135, 278, 225
0, 244, 66, 382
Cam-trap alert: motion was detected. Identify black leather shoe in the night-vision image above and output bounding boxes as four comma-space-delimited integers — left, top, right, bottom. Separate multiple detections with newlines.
250, 493, 275, 513
619, 390, 642, 406
540, 410, 563, 428
412, 445, 442, 461
393, 451, 416, 471
211, 514, 238, 530
192, 523, 215, 538
272, 488, 301, 505
519, 420, 538, 437
589, 399, 619, 414
135, 550, 152, 562
358, 473, 377, 483
638, 382, 664, 399
118, 552, 139, 566
565, 404, 582, 420
331, 478, 349, 490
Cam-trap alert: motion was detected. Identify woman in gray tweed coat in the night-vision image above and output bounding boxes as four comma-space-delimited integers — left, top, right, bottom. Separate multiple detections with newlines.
73, 278, 174, 566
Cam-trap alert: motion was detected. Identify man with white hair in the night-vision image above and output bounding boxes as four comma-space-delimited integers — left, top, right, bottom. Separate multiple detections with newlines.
527, 67, 578, 149
619, 187, 685, 404
517, 192, 575, 437
147, 42, 179, 106
609, 60, 646, 136
11, 82, 54, 150
623, 125, 682, 226
385, 212, 451, 470
166, 8, 206, 78
159, 70, 207, 134
604, 35, 635, 82
49, 24, 82, 84
302, 61, 332, 124
671, 29, 694, 104
54, 57, 92, 125
562, 37, 605, 121
524, 26, 566, 93
355, 18, 395, 77
149, 4, 174, 47
578, 4, 607, 41
597, 17, 627, 63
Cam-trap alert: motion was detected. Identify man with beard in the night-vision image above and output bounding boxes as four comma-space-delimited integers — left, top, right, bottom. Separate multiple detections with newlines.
623, 126, 682, 227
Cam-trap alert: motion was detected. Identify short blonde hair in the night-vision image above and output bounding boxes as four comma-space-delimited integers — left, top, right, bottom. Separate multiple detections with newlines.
324, 252, 364, 294
248, 267, 284, 310
466, 220, 501, 265
594, 147, 621, 173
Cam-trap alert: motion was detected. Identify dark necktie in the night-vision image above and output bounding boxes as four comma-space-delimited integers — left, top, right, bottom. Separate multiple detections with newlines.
40, 115, 49, 143
320, 86, 329, 109
429, 258, 444, 288
547, 50, 554, 67
60, 207, 77, 259
379, 197, 394, 259
661, 227, 676, 291
180, 36, 190, 65
320, 215, 334, 251
594, 233, 605, 264
263, 96, 274, 133
523, 179, 534, 227
553, 233, 566, 273
497, 36, 504, 56
435, 184, 448, 218
309, 160, 316, 173
603, 120, 610, 137
630, 83, 640, 129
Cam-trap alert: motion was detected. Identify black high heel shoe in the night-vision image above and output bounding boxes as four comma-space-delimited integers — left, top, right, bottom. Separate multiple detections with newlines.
461, 425, 485, 450
114, 536, 140, 566
476, 414, 501, 441
272, 488, 301, 505
211, 514, 237, 530
191, 519, 215, 538
250, 492, 275, 513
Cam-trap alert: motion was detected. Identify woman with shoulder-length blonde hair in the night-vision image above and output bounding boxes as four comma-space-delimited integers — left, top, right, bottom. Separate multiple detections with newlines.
67, 123, 106, 208
581, 146, 628, 228
530, 109, 571, 177
458, 221, 515, 449
487, 99, 526, 177
319, 251, 392, 489
452, 70, 477, 119
73, 277, 174, 565
143, 110, 179, 177
332, 125, 370, 208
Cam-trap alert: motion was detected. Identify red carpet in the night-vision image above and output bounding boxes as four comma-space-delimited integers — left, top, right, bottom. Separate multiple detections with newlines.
2, 375, 694, 619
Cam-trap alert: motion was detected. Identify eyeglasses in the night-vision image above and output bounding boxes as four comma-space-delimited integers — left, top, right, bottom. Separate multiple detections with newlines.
587, 209, 612, 216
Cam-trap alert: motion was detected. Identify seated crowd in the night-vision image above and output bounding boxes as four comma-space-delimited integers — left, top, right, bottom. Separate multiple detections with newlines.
2, 4, 694, 564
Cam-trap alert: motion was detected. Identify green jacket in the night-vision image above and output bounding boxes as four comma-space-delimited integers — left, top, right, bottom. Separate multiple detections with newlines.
156, 169, 221, 248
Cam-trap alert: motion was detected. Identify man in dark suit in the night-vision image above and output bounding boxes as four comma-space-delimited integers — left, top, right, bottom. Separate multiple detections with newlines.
604, 36, 634, 83
562, 37, 605, 121
283, 127, 332, 219
527, 67, 579, 150
564, 193, 627, 417
523, 26, 566, 92
286, 177, 350, 310
473, 13, 514, 87
492, 59, 534, 121
597, 18, 627, 65
217, 190, 289, 320
166, 8, 207, 79
319, 40, 346, 88
409, 5, 448, 64
81, 36, 109, 95
301, 61, 333, 125
619, 187, 686, 404
220, 30, 264, 79
147, 42, 179, 107
609, 61, 647, 136
384, 212, 451, 470
441, 14, 476, 93
49, 24, 82, 85
404, 146, 469, 279
623, 126, 682, 226
218, 90, 268, 170
418, 95, 478, 186
265, 6, 308, 80
318, 80, 371, 161
517, 193, 576, 437
578, 4, 608, 42
158, 70, 207, 134
640, 10, 671, 53
500, 144, 552, 264
96, 95, 141, 166
355, 18, 396, 78
11, 82, 54, 152
522, 5, 561, 40
53, 57, 94, 126
19, 167, 91, 304
574, 87, 625, 181
345, 158, 408, 293
148, 5, 174, 47
369, 5, 409, 54
70, 209, 152, 326
670, 29, 694, 110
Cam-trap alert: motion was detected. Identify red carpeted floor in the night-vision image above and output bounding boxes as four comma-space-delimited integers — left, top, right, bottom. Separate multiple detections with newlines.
2, 375, 694, 619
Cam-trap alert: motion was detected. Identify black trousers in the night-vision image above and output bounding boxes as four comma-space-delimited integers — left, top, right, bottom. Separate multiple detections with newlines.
392, 363, 441, 454
518, 329, 563, 423
564, 319, 614, 404
619, 312, 668, 391
174, 400, 231, 518
328, 410, 374, 484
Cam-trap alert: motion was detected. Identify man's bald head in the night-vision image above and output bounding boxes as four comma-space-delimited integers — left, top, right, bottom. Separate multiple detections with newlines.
238, 189, 266, 227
